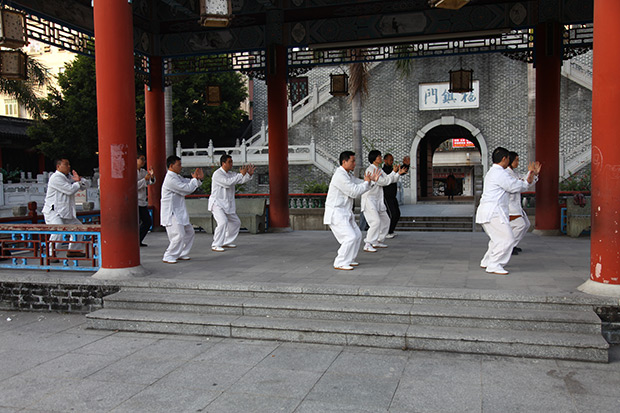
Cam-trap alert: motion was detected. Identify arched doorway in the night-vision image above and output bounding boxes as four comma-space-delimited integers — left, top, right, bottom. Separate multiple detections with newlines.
406, 116, 488, 204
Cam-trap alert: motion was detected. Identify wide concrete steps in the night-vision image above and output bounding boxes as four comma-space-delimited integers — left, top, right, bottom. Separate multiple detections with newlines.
86, 285, 609, 362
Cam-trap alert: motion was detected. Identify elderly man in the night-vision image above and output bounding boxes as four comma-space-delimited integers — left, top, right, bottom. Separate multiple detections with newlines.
208, 154, 255, 252
476, 147, 541, 275
507, 151, 537, 254
42, 158, 88, 259
161, 155, 203, 264
324, 151, 381, 270
361, 150, 407, 252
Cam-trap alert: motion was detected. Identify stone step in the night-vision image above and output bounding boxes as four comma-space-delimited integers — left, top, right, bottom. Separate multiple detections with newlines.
86, 308, 608, 362
117, 284, 602, 312
103, 291, 602, 335
395, 227, 473, 232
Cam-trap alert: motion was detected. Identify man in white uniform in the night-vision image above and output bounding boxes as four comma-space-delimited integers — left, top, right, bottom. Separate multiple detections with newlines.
137, 153, 155, 247
361, 150, 406, 252
161, 155, 203, 264
324, 151, 381, 270
208, 154, 254, 252
475, 147, 540, 275
507, 151, 536, 255
42, 158, 88, 259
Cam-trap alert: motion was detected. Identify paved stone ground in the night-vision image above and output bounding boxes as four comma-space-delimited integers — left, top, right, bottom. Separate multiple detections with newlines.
0, 311, 618, 412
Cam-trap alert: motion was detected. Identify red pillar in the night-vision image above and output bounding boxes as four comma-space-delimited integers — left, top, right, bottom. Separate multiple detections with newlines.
93, 0, 141, 272
266, 44, 290, 230
589, 0, 620, 286
145, 57, 166, 228
534, 22, 562, 232
38, 153, 45, 174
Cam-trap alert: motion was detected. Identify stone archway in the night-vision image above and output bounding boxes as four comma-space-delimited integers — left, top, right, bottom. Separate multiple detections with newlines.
406, 116, 489, 204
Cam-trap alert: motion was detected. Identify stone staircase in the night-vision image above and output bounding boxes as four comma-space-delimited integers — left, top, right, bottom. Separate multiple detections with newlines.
396, 216, 474, 232
86, 283, 609, 362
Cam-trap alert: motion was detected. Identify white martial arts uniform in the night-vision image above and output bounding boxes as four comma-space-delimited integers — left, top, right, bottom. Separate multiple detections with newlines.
42, 170, 88, 254
475, 164, 531, 273
361, 164, 399, 246
507, 168, 535, 248
324, 166, 372, 268
208, 167, 252, 248
161, 170, 201, 261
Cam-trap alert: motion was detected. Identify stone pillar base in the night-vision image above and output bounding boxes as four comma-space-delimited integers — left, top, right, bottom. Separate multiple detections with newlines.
578, 279, 620, 298
92, 265, 150, 280
268, 226, 293, 233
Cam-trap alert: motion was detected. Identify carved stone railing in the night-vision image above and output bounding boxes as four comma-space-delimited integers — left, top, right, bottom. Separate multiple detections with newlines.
560, 140, 591, 179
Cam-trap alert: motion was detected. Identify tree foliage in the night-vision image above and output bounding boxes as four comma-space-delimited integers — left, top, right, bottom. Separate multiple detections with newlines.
171, 72, 247, 147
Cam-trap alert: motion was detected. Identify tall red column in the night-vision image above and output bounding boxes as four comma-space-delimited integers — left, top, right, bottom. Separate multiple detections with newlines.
145, 57, 166, 228
534, 22, 562, 233
589, 0, 620, 288
92, 0, 143, 276
266, 44, 290, 230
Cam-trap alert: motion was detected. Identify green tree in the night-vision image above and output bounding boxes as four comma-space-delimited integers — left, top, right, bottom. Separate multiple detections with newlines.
171, 71, 247, 147
0, 57, 50, 117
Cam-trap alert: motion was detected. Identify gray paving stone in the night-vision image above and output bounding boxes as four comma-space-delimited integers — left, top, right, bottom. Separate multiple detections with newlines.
111, 384, 221, 413
193, 340, 279, 365
71, 335, 159, 357
402, 356, 482, 384
295, 399, 388, 413
17, 352, 122, 380
129, 337, 215, 360
390, 379, 483, 412
155, 360, 254, 391
202, 392, 301, 413
0, 373, 66, 409
27, 378, 145, 412
229, 366, 322, 398
305, 372, 400, 410
257, 345, 341, 372
326, 350, 407, 379
570, 394, 620, 413
87, 354, 189, 385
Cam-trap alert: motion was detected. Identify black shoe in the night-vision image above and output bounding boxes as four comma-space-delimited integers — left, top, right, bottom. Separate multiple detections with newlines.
140, 243, 148, 247
512, 248, 519, 255
515, 247, 522, 252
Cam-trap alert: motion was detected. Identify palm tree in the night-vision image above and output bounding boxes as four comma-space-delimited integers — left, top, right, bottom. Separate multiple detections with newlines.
0, 57, 51, 117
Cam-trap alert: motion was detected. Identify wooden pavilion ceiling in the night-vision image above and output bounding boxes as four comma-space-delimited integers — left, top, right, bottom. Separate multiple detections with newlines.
8, 0, 593, 58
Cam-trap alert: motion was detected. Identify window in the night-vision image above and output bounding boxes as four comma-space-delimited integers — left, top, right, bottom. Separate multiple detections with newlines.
4, 99, 18, 117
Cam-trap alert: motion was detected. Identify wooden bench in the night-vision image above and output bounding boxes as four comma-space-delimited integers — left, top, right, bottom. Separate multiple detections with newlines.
566, 197, 591, 238
186, 198, 266, 234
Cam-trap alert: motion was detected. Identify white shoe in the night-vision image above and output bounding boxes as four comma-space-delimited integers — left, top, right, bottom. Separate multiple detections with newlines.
334, 265, 354, 271
385, 233, 396, 239
350, 262, 359, 267
363, 243, 377, 253
372, 242, 388, 248
223, 244, 236, 248
486, 268, 509, 275
178, 256, 191, 260
162, 259, 177, 264
211, 246, 225, 252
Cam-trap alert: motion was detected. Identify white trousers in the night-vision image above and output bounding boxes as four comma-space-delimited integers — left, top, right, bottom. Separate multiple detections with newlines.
509, 213, 530, 247
163, 215, 195, 261
329, 214, 362, 267
481, 215, 515, 272
212, 205, 241, 248
43, 212, 82, 255
363, 207, 390, 245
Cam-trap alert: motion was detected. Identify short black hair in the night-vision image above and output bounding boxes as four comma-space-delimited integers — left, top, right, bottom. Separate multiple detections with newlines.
508, 151, 519, 167
220, 154, 232, 165
339, 151, 355, 165
55, 158, 68, 167
166, 155, 181, 168
137, 152, 145, 159
492, 147, 510, 164
384, 153, 393, 160
368, 150, 381, 164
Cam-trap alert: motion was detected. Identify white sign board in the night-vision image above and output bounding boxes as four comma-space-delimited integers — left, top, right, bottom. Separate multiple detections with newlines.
419, 81, 479, 111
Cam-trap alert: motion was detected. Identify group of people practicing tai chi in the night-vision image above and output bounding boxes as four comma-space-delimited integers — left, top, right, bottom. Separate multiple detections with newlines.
44, 145, 539, 273
323, 146, 541, 274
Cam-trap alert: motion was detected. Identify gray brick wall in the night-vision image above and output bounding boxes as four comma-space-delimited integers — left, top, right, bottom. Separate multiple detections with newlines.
251, 52, 592, 193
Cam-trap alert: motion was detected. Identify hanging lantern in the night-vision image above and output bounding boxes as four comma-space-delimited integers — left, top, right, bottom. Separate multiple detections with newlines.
449, 69, 473, 93
428, 0, 470, 10
0, 50, 27, 80
0, 8, 27, 49
206, 85, 221, 106
329, 73, 349, 97
199, 0, 232, 28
